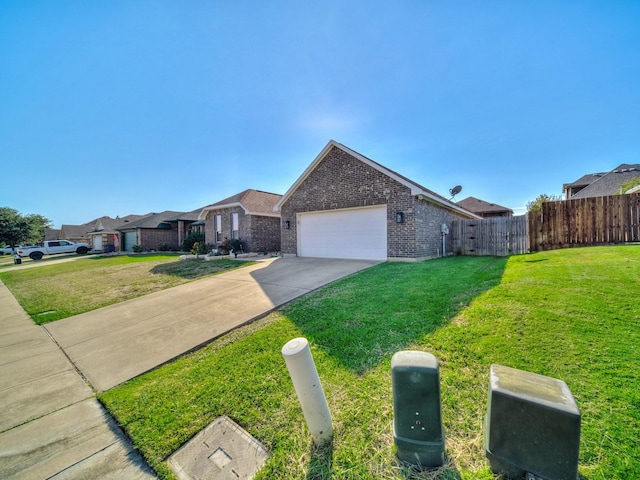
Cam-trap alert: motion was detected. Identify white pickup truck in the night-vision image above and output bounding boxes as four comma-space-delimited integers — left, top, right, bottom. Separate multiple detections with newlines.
16, 240, 92, 260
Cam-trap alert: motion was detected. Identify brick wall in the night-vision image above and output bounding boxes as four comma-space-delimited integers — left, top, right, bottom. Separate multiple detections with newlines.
204, 208, 281, 253
250, 216, 281, 253
139, 225, 179, 251
280, 145, 467, 260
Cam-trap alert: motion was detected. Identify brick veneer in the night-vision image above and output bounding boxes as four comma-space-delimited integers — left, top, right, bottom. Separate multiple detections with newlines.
139, 224, 180, 251
204, 208, 281, 253
280, 145, 466, 260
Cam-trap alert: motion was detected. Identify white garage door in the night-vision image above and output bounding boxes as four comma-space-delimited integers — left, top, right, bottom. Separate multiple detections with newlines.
298, 206, 387, 260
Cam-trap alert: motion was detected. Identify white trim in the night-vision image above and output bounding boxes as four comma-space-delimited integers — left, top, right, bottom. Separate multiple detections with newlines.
416, 193, 480, 218
274, 139, 479, 219
199, 202, 280, 219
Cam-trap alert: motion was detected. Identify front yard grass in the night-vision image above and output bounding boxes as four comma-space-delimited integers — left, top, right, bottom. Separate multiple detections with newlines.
0, 254, 254, 324
100, 246, 640, 479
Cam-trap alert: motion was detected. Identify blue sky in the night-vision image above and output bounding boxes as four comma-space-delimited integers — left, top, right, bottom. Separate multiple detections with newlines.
1, 1, 639, 228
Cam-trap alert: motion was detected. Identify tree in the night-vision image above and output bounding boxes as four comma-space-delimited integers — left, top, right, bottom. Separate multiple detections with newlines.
526, 194, 563, 212
0, 207, 52, 248
618, 177, 640, 194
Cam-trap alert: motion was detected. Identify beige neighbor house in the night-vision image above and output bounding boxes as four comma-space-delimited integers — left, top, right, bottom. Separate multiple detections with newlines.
200, 189, 282, 254
275, 140, 478, 261
456, 196, 514, 218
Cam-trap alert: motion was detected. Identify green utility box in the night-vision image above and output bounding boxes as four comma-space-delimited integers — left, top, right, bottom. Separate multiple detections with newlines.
391, 351, 445, 469
484, 364, 581, 480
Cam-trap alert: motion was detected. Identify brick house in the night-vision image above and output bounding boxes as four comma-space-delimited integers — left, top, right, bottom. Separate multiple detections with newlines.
275, 140, 478, 261
115, 210, 202, 252
456, 196, 513, 218
200, 189, 282, 253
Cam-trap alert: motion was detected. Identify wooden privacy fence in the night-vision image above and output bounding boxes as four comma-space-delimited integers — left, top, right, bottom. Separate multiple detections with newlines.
529, 192, 640, 251
451, 215, 529, 256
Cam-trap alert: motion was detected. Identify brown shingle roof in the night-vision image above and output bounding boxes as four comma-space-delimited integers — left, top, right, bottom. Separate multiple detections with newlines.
201, 189, 282, 218
457, 196, 513, 215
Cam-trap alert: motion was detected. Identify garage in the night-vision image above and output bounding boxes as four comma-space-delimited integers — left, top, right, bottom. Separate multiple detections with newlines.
123, 231, 138, 252
92, 235, 103, 252
297, 205, 387, 260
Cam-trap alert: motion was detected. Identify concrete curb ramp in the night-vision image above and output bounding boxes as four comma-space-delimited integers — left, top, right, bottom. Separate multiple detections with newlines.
0, 257, 378, 478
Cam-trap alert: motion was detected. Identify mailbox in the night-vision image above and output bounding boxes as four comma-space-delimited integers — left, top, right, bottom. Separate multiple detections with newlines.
391, 351, 445, 469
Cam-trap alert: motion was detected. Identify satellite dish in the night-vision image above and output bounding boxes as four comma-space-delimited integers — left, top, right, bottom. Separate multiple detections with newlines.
449, 185, 462, 200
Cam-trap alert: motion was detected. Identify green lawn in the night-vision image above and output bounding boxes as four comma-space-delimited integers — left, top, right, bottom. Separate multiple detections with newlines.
0, 254, 254, 323
100, 246, 640, 479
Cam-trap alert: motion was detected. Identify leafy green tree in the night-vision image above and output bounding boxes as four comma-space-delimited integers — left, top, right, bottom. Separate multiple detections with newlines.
526, 194, 563, 212
0, 207, 51, 248
618, 177, 640, 194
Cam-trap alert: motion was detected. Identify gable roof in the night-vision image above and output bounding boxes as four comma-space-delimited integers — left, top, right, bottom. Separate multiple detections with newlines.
199, 189, 282, 219
60, 223, 94, 239
563, 172, 606, 191
456, 196, 513, 215
115, 211, 185, 230
274, 140, 478, 218
571, 164, 640, 198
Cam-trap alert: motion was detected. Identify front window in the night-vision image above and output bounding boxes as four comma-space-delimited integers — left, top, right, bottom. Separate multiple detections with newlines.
215, 215, 222, 242
231, 213, 239, 239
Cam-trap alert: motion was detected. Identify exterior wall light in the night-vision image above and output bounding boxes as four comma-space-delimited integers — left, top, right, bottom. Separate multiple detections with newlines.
396, 211, 404, 224
285, 221, 290, 229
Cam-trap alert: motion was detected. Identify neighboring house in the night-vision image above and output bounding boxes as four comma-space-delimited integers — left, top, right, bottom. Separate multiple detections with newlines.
456, 196, 513, 218
200, 189, 282, 253
562, 172, 606, 199
563, 164, 640, 199
44, 228, 61, 241
275, 140, 478, 261
59, 222, 95, 243
87, 214, 149, 252
115, 210, 202, 252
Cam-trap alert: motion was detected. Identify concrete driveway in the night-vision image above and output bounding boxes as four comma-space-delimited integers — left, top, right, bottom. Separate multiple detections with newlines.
1, 256, 378, 479
45, 256, 379, 392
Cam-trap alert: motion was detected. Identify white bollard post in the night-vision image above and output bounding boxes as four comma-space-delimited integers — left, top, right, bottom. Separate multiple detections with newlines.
281, 337, 333, 445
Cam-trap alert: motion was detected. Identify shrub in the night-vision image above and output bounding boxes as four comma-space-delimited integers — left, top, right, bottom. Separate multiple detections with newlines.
182, 231, 205, 252
219, 238, 244, 254
190, 242, 213, 256
132, 245, 142, 253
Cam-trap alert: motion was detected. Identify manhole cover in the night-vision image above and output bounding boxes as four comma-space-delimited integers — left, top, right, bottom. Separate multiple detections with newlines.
168, 416, 269, 480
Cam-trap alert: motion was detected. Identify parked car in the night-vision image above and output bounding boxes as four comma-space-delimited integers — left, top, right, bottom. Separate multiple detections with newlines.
16, 241, 92, 260
0, 246, 14, 255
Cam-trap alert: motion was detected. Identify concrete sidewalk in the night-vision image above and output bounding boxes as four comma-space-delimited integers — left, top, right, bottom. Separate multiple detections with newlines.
0, 279, 155, 479
0, 256, 377, 478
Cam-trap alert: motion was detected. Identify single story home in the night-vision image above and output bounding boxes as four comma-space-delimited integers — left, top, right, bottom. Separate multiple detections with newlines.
87, 214, 149, 252
200, 189, 282, 253
275, 140, 478, 261
456, 196, 513, 218
115, 210, 202, 252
